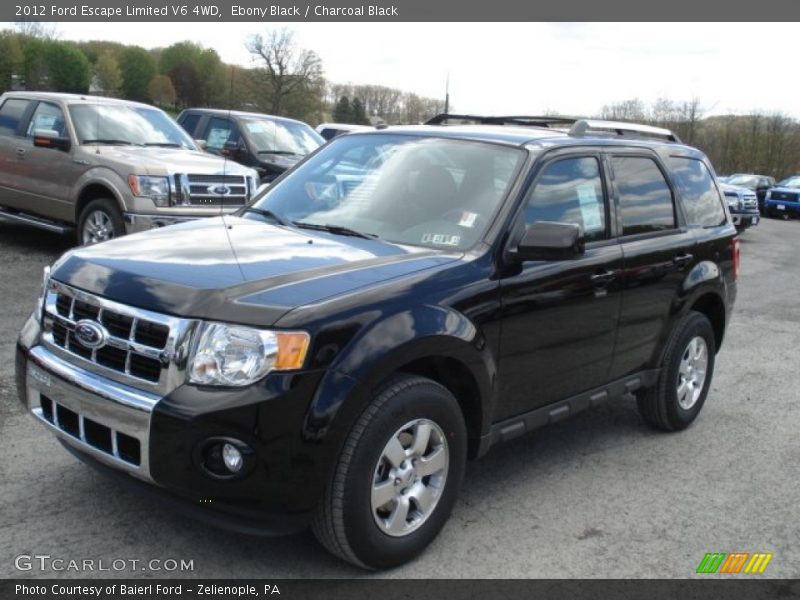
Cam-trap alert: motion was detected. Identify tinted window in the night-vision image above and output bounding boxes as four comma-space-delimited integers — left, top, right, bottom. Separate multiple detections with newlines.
668, 157, 726, 227
203, 117, 240, 151
179, 113, 201, 136
612, 156, 675, 236
523, 156, 607, 242
26, 102, 67, 138
0, 98, 30, 136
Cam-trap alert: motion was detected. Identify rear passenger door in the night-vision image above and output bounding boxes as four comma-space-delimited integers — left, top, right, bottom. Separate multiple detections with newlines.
0, 97, 34, 211
607, 151, 696, 379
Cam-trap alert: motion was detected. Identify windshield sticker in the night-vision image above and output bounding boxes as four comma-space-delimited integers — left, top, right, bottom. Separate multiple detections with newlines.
576, 183, 603, 232
422, 233, 461, 246
458, 211, 479, 228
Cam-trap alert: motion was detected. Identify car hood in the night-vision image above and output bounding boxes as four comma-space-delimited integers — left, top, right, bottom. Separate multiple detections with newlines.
85, 145, 257, 177
50, 216, 459, 326
720, 183, 753, 196
768, 185, 800, 195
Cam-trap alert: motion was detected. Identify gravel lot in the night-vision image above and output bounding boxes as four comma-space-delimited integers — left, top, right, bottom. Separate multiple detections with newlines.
1, 217, 798, 579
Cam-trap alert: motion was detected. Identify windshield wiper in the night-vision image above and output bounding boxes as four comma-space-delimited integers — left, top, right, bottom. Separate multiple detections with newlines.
293, 222, 378, 240
82, 139, 137, 146
144, 142, 182, 147
241, 207, 290, 226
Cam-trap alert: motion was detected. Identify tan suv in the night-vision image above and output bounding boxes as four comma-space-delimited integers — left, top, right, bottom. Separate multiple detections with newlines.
0, 92, 259, 245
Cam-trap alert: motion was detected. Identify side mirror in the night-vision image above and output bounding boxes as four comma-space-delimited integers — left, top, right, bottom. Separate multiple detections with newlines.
33, 129, 71, 152
516, 221, 584, 261
194, 139, 208, 150
222, 140, 242, 156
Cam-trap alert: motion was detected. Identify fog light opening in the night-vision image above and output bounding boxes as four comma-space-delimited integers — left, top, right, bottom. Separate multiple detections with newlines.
199, 438, 253, 479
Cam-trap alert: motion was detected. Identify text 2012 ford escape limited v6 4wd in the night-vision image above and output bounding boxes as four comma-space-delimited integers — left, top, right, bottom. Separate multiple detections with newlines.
16, 117, 738, 569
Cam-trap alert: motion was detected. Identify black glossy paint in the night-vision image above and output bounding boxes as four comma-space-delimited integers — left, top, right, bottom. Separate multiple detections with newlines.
20, 128, 739, 532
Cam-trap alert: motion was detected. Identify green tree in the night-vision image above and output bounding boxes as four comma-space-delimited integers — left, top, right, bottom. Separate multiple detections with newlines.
94, 52, 121, 96
333, 96, 351, 122
197, 48, 227, 106
0, 32, 23, 92
119, 46, 156, 101
45, 42, 91, 93
148, 74, 176, 107
351, 97, 369, 124
22, 37, 50, 89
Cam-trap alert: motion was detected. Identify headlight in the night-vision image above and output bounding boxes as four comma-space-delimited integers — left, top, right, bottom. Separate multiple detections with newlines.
188, 322, 310, 386
128, 175, 170, 207
36, 265, 51, 321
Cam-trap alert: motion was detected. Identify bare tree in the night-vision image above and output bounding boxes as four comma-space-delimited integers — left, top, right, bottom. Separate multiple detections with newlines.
246, 29, 324, 117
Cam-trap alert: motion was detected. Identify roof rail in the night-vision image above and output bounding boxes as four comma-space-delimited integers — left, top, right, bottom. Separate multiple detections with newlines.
569, 119, 682, 143
425, 113, 578, 128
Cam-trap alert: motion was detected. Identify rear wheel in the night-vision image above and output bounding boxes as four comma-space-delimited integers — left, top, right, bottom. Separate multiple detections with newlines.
312, 374, 467, 569
78, 198, 125, 245
637, 311, 716, 431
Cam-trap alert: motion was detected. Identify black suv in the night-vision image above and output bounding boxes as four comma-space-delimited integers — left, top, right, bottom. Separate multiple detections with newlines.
177, 108, 324, 182
16, 116, 738, 569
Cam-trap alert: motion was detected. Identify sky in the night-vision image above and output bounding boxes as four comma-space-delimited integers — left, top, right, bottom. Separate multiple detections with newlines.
17, 22, 800, 118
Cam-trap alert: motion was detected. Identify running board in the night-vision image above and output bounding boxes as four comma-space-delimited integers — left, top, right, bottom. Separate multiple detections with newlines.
0, 208, 73, 235
476, 370, 660, 457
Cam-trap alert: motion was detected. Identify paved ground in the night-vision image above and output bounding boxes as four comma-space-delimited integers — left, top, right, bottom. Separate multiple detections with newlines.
1, 217, 798, 579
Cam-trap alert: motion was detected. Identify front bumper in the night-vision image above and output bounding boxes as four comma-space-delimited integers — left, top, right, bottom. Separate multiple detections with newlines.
730, 210, 760, 229
16, 314, 351, 535
123, 211, 238, 234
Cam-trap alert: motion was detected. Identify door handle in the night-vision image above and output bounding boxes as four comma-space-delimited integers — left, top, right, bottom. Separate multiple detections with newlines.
590, 270, 617, 285
15, 148, 25, 156
673, 253, 694, 269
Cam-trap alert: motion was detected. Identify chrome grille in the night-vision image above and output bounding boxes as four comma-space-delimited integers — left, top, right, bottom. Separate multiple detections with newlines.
174, 173, 250, 207
743, 195, 758, 210
41, 281, 198, 395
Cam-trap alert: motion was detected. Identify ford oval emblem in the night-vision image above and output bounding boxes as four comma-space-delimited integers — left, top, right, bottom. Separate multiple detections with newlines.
208, 185, 231, 196
73, 320, 107, 349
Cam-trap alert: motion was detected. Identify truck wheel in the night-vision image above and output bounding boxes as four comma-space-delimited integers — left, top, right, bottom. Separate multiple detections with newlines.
78, 198, 125, 245
637, 311, 716, 432
312, 374, 467, 569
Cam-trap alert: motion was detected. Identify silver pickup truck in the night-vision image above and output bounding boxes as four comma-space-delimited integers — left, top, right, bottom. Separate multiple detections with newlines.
0, 92, 259, 245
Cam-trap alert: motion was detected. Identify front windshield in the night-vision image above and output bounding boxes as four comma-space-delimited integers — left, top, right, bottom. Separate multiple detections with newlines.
69, 104, 196, 149
777, 176, 800, 188
251, 133, 525, 251
242, 118, 323, 155
727, 175, 758, 188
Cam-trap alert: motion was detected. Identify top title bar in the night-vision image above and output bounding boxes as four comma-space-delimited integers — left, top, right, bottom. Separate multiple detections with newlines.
6, 0, 800, 22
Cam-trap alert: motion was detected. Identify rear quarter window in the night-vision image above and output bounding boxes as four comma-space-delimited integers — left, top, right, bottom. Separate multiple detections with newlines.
668, 157, 726, 227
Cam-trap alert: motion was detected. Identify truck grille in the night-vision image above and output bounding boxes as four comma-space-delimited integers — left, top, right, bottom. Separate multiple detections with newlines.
41, 281, 197, 394
174, 173, 250, 207
743, 194, 758, 210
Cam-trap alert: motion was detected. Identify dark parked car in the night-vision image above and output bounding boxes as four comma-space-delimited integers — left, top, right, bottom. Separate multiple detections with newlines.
17, 116, 738, 569
725, 174, 776, 213
177, 108, 324, 182
720, 182, 760, 231
764, 175, 800, 219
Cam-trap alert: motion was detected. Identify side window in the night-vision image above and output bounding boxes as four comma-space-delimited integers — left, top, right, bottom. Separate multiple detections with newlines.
523, 156, 607, 242
0, 98, 31, 136
611, 156, 675, 236
203, 117, 240, 151
667, 157, 726, 227
26, 102, 67, 138
178, 113, 201, 136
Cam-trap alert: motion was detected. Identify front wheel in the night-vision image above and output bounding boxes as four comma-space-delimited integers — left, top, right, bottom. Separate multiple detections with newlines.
312, 374, 467, 569
637, 311, 716, 431
77, 198, 125, 246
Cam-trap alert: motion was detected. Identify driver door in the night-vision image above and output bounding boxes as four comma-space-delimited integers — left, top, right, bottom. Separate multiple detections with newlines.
495, 153, 623, 421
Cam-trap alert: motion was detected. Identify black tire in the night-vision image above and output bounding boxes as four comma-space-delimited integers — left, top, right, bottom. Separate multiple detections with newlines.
77, 198, 125, 246
312, 374, 467, 569
637, 311, 716, 432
